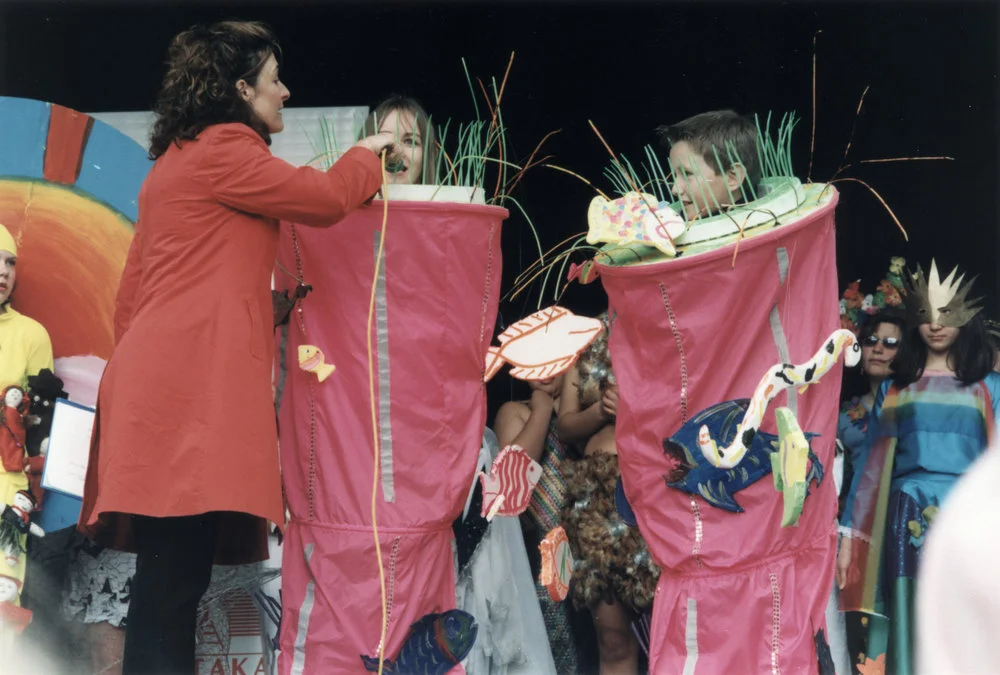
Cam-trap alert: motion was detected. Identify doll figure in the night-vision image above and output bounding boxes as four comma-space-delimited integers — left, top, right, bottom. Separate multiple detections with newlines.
0, 573, 31, 656
0, 386, 28, 475
0, 491, 43, 568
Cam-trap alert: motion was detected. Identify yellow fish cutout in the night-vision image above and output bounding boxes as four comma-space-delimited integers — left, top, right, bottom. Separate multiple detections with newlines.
298, 345, 335, 382
771, 407, 811, 527
586, 191, 687, 257
483, 306, 603, 382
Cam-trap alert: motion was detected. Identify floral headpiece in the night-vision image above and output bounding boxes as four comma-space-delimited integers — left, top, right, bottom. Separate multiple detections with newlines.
839, 256, 907, 337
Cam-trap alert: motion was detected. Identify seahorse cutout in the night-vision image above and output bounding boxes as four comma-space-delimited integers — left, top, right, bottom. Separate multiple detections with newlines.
697, 329, 860, 469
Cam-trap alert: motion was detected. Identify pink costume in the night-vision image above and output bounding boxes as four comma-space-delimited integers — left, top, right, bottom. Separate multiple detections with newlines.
275, 199, 505, 673
599, 191, 842, 673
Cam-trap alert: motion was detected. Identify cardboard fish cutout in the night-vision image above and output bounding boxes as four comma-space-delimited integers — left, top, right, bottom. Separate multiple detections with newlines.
586, 191, 687, 257
478, 444, 543, 520
483, 306, 603, 382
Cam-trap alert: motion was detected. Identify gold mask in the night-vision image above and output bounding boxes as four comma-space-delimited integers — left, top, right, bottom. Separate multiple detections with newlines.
906, 259, 982, 328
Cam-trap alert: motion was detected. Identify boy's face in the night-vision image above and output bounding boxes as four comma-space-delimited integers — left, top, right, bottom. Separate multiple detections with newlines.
669, 140, 741, 221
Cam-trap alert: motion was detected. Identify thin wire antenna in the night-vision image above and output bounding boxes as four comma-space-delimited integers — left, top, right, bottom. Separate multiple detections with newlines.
543, 163, 611, 200
821, 177, 909, 240
807, 30, 822, 181
831, 86, 871, 180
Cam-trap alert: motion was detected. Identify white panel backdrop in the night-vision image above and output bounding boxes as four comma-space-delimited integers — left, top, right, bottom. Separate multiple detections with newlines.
88, 106, 368, 167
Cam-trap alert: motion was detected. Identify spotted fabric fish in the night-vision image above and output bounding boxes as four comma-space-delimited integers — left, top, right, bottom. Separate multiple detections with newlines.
361, 610, 478, 675
478, 444, 543, 520
586, 191, 687, 257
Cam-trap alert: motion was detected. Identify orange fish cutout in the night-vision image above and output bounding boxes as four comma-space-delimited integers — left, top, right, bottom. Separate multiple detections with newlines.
539, 526, 574, 602
483, 306, 603, 382
298, 345, 335, 382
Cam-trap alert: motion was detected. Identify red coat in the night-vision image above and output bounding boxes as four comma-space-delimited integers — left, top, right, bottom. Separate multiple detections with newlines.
80, 124, 381, 563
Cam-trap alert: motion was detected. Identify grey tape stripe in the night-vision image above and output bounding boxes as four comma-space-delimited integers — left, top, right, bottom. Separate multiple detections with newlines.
291, 543, 316, 675
683, 598, 699, 675
770, 247, 796, 415
776, 246, 790, 285
374, 232, 395, 502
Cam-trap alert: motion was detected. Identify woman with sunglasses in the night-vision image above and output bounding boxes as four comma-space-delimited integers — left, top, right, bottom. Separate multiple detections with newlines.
838, 314, 907, 488
834, 311, 905, 671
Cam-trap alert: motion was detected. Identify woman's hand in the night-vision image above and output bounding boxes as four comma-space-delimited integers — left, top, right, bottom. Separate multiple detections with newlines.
600, 385, 619, 421
836, 536, 852, 590
353, 131, 396, 157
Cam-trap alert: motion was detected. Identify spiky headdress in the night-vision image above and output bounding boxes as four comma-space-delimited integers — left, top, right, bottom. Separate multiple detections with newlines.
906, 259, 983, 328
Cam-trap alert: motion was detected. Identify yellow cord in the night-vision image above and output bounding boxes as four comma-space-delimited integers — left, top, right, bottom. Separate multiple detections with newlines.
369, 151, 390, 675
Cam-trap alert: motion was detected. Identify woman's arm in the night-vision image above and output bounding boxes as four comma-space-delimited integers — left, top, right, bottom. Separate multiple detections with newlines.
556, 366, 609, 445
204, 124, 389, 228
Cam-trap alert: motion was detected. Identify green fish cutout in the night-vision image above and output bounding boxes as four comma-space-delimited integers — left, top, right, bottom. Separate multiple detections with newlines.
770, 407, 823, 527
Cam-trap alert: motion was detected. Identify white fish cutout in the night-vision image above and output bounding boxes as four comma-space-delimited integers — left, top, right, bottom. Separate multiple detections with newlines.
483, 306, 604, 382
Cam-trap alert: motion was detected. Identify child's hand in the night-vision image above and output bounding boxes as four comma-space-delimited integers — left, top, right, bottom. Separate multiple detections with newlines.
528, 378, 559, 414
529, 377, 561, 398
601, 385, 619, 420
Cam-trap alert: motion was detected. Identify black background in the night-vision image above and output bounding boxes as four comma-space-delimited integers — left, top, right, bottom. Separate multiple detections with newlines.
1, 0, 996, 415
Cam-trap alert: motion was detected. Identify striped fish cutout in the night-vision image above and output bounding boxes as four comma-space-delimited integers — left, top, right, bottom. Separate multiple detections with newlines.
478, 444, 543, 521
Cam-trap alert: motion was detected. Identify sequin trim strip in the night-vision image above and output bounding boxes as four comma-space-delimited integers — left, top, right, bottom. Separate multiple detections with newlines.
290, 226, 318, 521
769, 572, 781, 675
690, 498, 704, 568
478, 225, 496, 373
659, 282, 688, 423
374, 536, 402, 656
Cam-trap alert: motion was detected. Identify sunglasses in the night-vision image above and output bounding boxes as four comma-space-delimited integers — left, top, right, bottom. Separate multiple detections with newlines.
862, 335, 900, 349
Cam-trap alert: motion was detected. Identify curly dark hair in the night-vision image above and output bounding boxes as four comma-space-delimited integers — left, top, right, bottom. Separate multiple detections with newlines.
148, 20, 282, 159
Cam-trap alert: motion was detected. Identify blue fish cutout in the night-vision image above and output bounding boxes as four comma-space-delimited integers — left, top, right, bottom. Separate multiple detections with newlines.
662, 399, 823, 512
361, 609, 478, 675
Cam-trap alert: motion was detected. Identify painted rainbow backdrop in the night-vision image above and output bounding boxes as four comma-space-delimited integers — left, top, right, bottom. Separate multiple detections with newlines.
0, 97, 151, 359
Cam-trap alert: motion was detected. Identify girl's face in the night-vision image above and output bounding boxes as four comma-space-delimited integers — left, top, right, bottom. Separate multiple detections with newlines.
378, 109, 423, 185
861, 322, 902, 380
919, 322, 960, 356
0, 250, 15, 305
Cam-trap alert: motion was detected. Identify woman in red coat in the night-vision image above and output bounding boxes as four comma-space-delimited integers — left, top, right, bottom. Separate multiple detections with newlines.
78, 20, 395, 674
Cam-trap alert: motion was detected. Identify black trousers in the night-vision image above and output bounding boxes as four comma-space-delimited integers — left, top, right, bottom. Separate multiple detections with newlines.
122, 513, 218, 675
